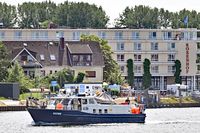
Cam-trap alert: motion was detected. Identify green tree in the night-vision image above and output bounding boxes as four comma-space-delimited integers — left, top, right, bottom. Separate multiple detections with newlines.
80, 34, 123, 84
126, 59, 134, 88
174, 60, 182, 84
116, 5, 200, 29
142, 58, 151, 89
40, 68, 75, 88
0, 2, 17, 28
6, 61, 34, 93
75, 72, 85, 83
116, 5, 159, 28
17, 1, 56, 28
158, 8, 173, 28
0, 42, 10, 82
56, 2, 109, 28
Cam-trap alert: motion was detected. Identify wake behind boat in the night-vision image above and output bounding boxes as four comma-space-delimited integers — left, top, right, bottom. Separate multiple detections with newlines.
27, 93, 146, 125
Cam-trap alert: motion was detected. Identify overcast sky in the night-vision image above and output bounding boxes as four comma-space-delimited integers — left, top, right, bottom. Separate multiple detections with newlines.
1, 0, 200, 26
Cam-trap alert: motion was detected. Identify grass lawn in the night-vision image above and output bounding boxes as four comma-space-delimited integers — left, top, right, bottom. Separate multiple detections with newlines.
19, 92, 43, 100
160, 96, 198, 104
0, 97, 8, 100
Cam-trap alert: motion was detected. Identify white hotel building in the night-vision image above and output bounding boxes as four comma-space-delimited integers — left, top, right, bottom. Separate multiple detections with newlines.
0, 28, 199, 90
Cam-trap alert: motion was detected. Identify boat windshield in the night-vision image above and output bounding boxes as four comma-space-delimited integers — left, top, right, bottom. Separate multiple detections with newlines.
49, 98, 62, 105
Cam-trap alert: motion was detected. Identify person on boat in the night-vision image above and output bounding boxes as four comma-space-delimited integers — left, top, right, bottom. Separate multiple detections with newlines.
125, 97, 130, 104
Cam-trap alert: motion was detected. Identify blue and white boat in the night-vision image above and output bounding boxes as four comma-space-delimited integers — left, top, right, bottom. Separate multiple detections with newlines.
27, 94, 146, 125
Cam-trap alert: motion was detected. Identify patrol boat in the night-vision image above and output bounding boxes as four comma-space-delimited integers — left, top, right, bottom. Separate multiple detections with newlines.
27, 93, 146, 125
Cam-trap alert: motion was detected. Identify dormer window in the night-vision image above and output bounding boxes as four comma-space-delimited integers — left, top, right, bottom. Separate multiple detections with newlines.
73, 55, 79, 61
50, 54, 56, 61
40, 54, 45, 61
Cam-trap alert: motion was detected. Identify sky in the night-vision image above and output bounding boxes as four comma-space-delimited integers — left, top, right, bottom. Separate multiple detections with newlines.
1, 0, 200, 26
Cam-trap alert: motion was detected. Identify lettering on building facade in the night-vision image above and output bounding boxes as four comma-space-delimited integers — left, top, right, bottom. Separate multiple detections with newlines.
186, 43, 189, 74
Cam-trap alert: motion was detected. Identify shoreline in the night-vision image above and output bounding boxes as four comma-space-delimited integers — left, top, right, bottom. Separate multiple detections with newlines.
147, 103, 200, 109
1, 103, 200, 111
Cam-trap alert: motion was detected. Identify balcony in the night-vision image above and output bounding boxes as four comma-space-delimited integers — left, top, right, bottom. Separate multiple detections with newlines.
19, 60, 41, 68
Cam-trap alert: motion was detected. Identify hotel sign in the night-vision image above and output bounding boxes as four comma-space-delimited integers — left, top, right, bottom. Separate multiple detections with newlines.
185, 43, 189, 74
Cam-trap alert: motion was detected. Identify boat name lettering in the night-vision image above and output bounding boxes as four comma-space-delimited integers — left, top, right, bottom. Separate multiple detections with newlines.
53, 112, 62, 115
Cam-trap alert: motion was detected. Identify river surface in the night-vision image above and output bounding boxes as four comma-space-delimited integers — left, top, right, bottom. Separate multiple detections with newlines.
0, 108, 200, 133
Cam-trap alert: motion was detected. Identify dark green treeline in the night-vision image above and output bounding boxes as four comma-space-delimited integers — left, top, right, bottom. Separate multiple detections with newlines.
0, 1, 200, 29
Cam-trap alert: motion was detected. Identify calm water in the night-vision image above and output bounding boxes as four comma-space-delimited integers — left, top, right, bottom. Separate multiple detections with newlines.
0, 108, 200, 133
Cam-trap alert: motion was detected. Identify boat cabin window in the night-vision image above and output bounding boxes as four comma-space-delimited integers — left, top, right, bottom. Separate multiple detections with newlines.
99, 109, 102, 114
61, 99, 70, 106
89, 99, 95, 104
93, 109, 96, 113
82, 99, 87, 104
53, 99, 62, 105
104, 109, 108, 114
71, 98, 81, 110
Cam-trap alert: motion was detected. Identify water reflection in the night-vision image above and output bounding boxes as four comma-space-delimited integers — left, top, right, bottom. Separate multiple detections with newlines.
0, 108, 200, 133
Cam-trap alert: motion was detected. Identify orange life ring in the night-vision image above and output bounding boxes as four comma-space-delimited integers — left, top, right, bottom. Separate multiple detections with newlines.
56, 103, 63, 110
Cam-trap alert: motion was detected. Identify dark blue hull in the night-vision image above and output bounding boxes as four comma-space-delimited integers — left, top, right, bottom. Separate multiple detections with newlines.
27, 108, 146, 125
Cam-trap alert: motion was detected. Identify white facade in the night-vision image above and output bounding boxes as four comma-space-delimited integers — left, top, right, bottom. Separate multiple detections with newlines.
1, 28, 200, 90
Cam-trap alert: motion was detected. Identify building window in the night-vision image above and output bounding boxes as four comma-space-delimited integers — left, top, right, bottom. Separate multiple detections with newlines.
21, 55, 27, 61
168, 54, 175, 62
134, 42, 141, 50
135, 65, 141, 73
134, 54, 141, 61
85, 71, 96, 78
98, 31, 106, 39
132, 32, 140, 40
197, 54, 200, 63
151, 42, 158, 50
50, 54, 56, 61
73, 31, 80, 40
115, 31, 123, 40
197, 42, 200, 49
197, 65, 200, 71
117, 42, 124, 51
120, 66, 125, 73
168, 42, 176, 51
151, 54, 159, 61
168, 66, 176, 73
41, 70, 45, 76
27, 55, 33, 62
117, 54, 124, 62
149, 31, 157, 40
72, 55, 79, 61
56, 31, 64, 38
151, 66, 159, 73
40, 54, 45, 61
29, 71, 35, 79
31, 31, 48, 39
80, 55, 84, 62
87, 55, 91, 61
163, 32, 172, 40
14, 31, 22, 39
0, 31, 5, 39
50, 70, 53, 74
